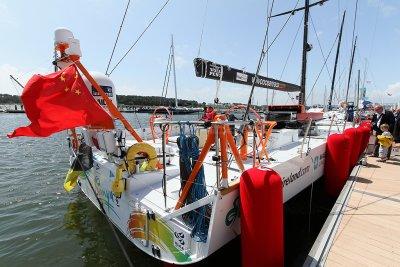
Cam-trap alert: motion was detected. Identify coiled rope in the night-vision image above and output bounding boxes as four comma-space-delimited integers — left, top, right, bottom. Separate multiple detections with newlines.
177, 124, 209, 242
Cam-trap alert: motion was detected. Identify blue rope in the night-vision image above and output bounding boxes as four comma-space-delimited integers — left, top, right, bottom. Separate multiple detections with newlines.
178, 124, 209, 242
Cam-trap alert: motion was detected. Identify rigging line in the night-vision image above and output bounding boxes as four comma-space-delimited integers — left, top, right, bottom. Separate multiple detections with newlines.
357, 53, 379, 92
108, 0, 172, 75
344, 0, 358, 104
278, 14, 304, 105
310, 14, 332, 80
164, 48, 173, 99
197, 0, 209, 58
105, 0, 131, 75
265, 0, 300, 54
243, 0, 275, 119
161, 46, 173, 99
267, 0, 302, 106
279, 14, 303, 80
306, 32, 339, 102
247, 0, 301, 117
368, 0, 381, 60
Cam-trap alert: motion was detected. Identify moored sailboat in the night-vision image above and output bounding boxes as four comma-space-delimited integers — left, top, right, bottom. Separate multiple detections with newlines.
8, 2, 371, 265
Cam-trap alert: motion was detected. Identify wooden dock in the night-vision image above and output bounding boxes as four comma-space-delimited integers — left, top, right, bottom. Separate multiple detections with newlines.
305, 154, 400, 266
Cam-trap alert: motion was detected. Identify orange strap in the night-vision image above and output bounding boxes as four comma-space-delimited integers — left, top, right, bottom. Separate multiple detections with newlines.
75, 61, 143, 142
175, 127, 215, 210
255, 121, 276, 161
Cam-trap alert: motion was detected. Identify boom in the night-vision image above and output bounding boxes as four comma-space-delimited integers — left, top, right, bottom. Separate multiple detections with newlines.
193, 58, 301, 92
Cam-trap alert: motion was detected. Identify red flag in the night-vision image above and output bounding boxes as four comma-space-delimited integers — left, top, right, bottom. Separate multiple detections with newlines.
7, 65, 114, 138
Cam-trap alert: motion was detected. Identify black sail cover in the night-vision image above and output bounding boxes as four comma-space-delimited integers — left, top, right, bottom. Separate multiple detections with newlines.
194, 58, 301, 92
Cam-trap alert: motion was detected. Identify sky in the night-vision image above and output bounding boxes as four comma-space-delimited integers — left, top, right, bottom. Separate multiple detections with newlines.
1, 0, 400, 106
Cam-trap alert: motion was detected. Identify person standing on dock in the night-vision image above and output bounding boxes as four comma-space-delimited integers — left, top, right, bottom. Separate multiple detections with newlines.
377, 124, 393, 162
372, 104, 395, 158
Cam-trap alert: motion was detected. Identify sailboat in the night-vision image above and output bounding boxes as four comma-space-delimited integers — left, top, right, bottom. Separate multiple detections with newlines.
137, 35, 202, 115
4, 75, 25, 113
9, 1, 371, 265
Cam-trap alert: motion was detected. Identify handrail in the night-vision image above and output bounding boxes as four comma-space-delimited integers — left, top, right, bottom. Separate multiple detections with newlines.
327, 113, 336, 137
152, 120, 256, 126
299, 118, 313, 158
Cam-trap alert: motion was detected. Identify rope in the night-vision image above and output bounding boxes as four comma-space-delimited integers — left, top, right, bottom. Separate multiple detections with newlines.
177, 124, 209, 242
161, 46, 173, 101
265, 0, 300, 54
243, 0, 275, 119
197, 0, 209, 57
108, 0, 172, 75
310, 15, 332, 81
275, 14, 303, 105
306, 31, 339, 102
105, 0, 131, 75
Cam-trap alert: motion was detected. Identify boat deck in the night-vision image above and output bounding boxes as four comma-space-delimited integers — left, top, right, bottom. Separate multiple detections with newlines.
307, 155, 400, 266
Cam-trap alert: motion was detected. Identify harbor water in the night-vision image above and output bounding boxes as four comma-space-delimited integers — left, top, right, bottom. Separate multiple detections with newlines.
0, 112, 335, 267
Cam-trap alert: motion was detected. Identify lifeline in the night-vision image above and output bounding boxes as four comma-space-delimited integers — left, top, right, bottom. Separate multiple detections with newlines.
282, 166, 310, 187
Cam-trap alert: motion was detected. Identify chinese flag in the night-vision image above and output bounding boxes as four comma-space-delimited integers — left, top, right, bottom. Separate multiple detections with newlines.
7, 65, 114, 138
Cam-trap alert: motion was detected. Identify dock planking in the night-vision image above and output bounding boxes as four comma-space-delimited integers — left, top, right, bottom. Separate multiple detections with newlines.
325, 156, 400, 266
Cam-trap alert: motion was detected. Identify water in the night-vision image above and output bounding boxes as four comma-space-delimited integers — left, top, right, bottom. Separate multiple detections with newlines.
0, 112, 197, 267
0, 112, 335, 267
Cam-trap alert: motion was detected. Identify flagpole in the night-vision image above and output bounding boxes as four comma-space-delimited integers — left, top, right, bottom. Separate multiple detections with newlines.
74, 61, 143, 142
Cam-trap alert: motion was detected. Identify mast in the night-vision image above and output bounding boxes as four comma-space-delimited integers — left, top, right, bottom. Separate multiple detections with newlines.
355, 69, 360, 122
345, 36, 357, 105
328, 11, 346, 110
9, 75, 24, 89
171, 35, 178, 108
270, 0, 329, 106
299, 0, 310, 106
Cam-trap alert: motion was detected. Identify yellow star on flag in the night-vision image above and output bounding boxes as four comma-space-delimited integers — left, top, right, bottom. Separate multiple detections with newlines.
65, 87, 70, 92
75, 89, 81, 95
74, 72, 78, 79
60, 73, 66, 82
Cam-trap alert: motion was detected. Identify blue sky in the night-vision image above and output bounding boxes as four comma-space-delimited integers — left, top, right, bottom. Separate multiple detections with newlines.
1, 0, 400, 105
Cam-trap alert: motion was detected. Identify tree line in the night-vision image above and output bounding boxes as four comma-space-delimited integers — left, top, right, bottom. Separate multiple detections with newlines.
0, 93, 200, 107
117, 95, 200, 107
0, 94, 21, 104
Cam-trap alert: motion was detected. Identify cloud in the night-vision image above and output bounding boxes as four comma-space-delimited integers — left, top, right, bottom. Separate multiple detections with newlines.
386, 82, 400, 96
174, 55, 187, 69
0, 64, 49, 95
368, 0, 398, 17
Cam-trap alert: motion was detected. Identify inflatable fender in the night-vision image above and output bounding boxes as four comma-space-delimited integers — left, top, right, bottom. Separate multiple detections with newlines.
240, 167, 284, 267
344, 128, 359, 167
324, 133, 351, 197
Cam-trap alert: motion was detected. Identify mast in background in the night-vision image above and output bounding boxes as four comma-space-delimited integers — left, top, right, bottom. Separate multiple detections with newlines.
9, 75, 24, 89
171, 34, 178, 108
328, 11, 346, 111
